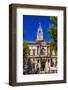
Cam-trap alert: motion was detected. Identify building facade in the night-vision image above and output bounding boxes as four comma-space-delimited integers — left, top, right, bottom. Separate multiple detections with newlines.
23, 24, 57, 74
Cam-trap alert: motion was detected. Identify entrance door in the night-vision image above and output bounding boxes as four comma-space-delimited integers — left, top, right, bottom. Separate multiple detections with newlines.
41, 59, 45, 71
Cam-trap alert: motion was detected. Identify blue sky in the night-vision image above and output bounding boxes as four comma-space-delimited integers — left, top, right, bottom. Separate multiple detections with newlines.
23, 15, 53, 42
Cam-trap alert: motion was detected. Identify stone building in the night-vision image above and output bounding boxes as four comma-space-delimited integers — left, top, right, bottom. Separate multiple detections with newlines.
23, 24, 57, 74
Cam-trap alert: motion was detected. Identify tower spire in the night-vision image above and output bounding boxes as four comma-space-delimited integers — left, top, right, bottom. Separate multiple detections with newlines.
37, 23, 43, 41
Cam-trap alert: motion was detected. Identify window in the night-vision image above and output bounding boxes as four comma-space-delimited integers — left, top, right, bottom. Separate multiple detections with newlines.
33, 49, 35, 56
37, 46, 39, 55
40, 48, 45, 55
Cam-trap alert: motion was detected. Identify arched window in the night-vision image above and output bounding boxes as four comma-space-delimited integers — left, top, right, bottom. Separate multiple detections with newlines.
41, 48, 45, 55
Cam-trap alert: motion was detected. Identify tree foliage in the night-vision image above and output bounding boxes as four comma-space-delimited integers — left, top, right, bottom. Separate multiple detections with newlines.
23, 42, 29, 58
48, 16, 57, 51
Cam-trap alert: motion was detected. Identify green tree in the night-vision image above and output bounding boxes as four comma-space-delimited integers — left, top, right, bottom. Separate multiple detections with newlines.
23, 42, 30, 74
23, 42, 29, 58
48, 16, 57, 52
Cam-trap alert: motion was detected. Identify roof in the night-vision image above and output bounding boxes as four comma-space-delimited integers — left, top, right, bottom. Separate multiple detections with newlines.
24, 40, 50, 46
